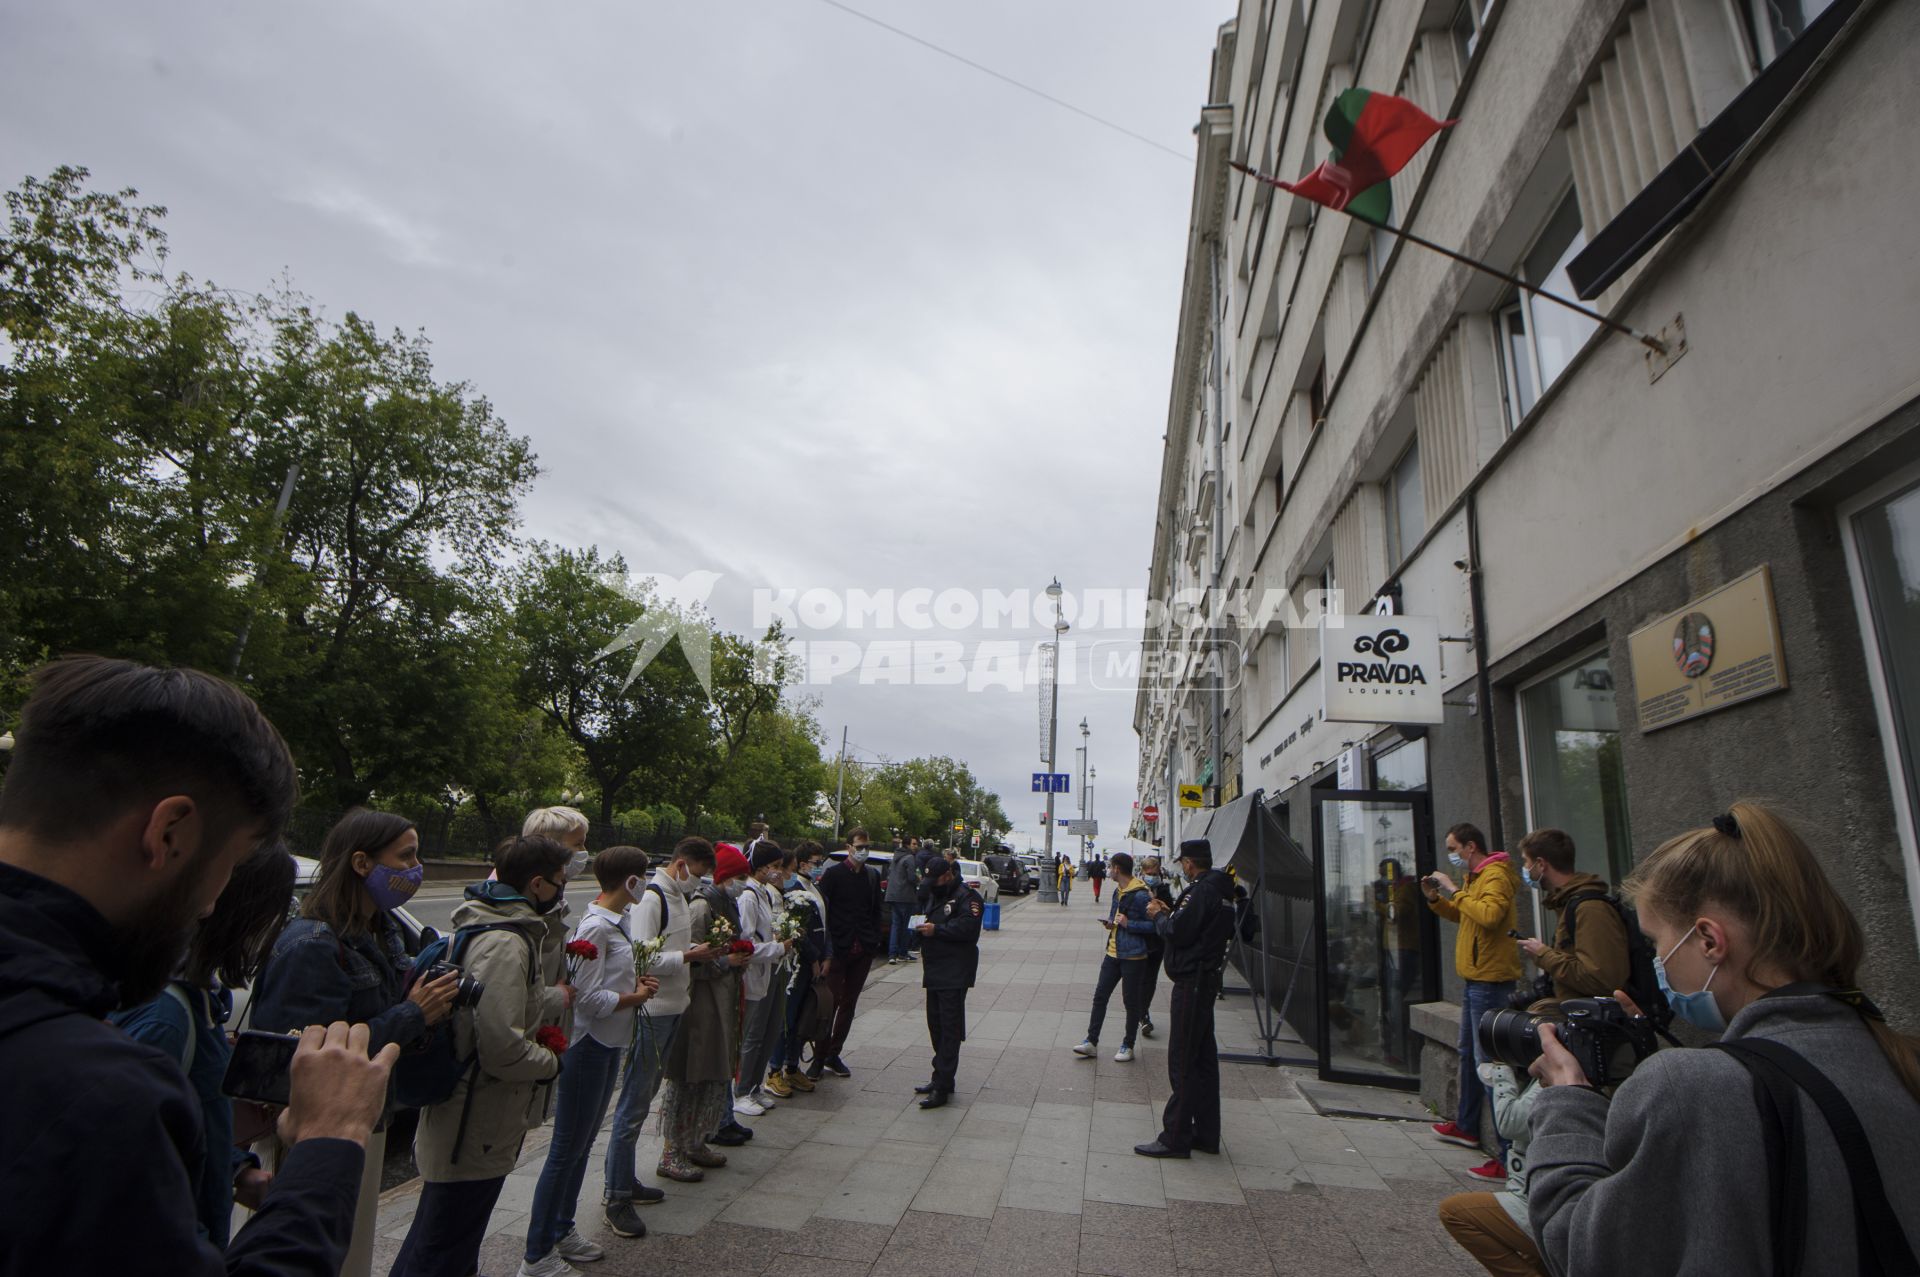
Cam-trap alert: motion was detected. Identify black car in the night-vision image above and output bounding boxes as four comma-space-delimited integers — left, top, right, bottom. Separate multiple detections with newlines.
982, 853, 1026, 896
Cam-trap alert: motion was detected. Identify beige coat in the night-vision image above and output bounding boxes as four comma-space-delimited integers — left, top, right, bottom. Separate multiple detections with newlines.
413, 889, 566, 1181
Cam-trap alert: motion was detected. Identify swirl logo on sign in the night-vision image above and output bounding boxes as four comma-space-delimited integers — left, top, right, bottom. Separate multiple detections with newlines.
1352, 629, 1411, 657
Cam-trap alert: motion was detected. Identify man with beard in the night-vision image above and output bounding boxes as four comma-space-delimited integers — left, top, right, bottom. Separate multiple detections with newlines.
911, 855, 982, 1110
0, 657, 399, 1275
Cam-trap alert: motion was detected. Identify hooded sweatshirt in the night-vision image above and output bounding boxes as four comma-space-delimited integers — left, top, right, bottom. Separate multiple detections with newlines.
0, 861, 364, 1276
1427, 851, 1523, 982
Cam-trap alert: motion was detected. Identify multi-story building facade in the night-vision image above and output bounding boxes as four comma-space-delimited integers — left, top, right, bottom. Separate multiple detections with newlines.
1137, 0, 1920, 1102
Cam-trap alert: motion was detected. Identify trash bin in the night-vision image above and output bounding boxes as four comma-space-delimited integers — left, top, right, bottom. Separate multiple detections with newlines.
982, 902, 1001, 931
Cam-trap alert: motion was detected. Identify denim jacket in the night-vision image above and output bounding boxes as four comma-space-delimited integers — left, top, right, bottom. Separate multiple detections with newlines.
1106, 879, 1157, 959
249, 913, 426, 1053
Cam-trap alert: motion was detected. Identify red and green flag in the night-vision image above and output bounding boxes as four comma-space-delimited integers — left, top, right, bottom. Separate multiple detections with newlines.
1268, 89, 1455, 224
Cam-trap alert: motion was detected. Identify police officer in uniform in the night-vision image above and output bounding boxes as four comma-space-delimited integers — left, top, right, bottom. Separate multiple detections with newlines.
911, 855, 982, 1110
1135, 838, 1236, 1159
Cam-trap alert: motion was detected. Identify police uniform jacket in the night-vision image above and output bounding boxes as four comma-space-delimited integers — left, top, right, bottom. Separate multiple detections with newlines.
1154, 868, 1235, 981
920, 884, 984, 991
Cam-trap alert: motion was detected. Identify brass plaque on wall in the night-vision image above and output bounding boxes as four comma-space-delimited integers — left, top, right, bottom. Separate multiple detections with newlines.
1628, 566, 1788, 732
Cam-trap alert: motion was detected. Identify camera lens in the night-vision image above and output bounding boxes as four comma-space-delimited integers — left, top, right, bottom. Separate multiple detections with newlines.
1476, 1008, 1547, 1071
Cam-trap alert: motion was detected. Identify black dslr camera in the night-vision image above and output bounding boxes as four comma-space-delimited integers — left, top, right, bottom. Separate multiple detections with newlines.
1477, 996, 1657, 1088
417, 962, 486, 1009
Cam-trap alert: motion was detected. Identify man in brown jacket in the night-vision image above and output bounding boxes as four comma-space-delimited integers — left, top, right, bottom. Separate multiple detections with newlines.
1515, 828, 1629, 1004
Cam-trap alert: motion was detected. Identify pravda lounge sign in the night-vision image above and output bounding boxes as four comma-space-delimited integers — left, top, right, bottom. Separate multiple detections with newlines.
1319, 614, 1445, 725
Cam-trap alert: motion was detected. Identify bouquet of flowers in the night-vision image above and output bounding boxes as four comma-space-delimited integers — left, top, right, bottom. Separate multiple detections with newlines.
704, 914, 736, 949
776, 910, 807, 944
563, 938, 598, 983
535, 1024, 569, 1054
632, 933, 666, 978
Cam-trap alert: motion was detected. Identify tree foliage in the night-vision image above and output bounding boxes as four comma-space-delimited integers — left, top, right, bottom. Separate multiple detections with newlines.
0, 168, 1007, 848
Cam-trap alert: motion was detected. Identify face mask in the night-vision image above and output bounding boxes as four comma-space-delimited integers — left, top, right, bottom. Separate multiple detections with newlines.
1655, 925, 1726, 1032
364, 863, 425, 912
850, 848, 869, 864
723, 878, 746, 899
1519, 864, 1535, 889
532, 880, 565, 914
1447, 852, 1467, 871
808, 864, 826, 880
567, 848, 589, 881
1144, 875, 1162, 887
624, 875, 643, 898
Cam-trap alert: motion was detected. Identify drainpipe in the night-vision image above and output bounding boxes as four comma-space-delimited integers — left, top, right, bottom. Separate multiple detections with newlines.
1208, 233, 1227, 800
1466, 489, 1505, 853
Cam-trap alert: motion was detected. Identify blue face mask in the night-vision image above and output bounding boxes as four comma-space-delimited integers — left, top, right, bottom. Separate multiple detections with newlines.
1519, 863, 1535, 889
1447, 852, 1467, 872
1654, 924, 1726, 1032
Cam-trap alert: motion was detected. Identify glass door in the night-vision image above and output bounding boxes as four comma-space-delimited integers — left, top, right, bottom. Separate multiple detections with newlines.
1311, 788, 1437, 1088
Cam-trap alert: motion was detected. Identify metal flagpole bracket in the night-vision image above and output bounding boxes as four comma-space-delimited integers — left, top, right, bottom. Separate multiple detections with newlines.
1645, 313, 1688, 383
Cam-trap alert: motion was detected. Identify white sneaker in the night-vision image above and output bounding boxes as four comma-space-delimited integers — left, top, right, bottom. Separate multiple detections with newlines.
752, 1088, 778, 1110
1071, 1040, 1097, 1058
733, 1094, 767, 1117
1114, 1046, 1135, 1063
518, 1254, 582, 1277
555, 1227, 604, 1262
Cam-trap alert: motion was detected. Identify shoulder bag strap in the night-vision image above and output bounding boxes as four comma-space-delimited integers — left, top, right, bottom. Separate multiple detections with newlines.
1559, 890, 1608, 951
1728, 1038, 1920, 1276
1712, 1041, 1810, 1275
161, 983, 198, 1074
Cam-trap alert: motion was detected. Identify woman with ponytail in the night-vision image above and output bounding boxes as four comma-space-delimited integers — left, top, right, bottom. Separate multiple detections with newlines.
1526, 801, 1920, 1275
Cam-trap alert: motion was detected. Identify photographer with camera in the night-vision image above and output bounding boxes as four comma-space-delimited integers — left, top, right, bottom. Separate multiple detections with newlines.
391, 836, 574, 1277
1526, 803, 1920, 1274
0, 658, 397, 1276
1513, 830, 1629, 1007
251, 809, 463, 1276
1424, 822, 1523, 1180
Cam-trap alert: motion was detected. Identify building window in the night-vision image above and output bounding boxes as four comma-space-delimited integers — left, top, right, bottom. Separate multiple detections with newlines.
1385, 439, 1426, 567
1451, 0, 1495, 64
1495, 190, 1596, 430
1372, 737, 1428, 791
1308, 359, 1328, 431
1845, 470, 1920, 919
1741, 0, 1838, 70
1519, 649, 1634, 884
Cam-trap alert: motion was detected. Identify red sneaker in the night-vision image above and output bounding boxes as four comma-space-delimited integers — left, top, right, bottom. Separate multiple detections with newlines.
1468, 1158, 1506, 1181
1431, 1120, 1481, 1149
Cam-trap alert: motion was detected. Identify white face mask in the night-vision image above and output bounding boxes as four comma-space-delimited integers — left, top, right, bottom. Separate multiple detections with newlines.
624, 875, 643, 898
850, 848, 869, 864
567, 848, 589, 881
723, 878, 747, 899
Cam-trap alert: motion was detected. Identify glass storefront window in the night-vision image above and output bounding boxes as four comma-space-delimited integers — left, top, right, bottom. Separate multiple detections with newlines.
1852, 480, 1920, 856
1520, 652, 1633, 883
1373, 738, 1429, 792
1317, 795, 1427, 1082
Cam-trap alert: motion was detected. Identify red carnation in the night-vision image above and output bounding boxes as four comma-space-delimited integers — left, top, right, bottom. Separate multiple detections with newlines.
535, 1025, 569, 1054
565, 939, 598, 960
729, 939, 756, 955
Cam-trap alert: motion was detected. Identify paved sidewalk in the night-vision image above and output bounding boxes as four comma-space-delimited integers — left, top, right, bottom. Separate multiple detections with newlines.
366, 887, 1494, 1275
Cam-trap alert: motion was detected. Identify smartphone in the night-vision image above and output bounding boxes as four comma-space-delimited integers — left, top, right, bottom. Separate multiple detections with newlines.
223, 1030, 299, 1107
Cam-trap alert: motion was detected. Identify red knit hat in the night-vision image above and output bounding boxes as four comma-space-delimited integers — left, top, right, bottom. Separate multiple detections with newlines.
714, 843, 749, 883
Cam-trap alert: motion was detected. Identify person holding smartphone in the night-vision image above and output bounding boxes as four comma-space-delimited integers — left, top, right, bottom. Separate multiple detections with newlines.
250, 810, 462, 1277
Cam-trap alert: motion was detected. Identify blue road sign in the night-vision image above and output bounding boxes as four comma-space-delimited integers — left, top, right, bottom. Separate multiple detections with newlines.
1031, 773, 1071, 794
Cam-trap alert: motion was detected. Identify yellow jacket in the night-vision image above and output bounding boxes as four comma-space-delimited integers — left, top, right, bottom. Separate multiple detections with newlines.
1428, 853, 1522, 982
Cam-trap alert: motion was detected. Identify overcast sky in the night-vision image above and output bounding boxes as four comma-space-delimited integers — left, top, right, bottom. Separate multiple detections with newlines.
1, 0, 1228, 847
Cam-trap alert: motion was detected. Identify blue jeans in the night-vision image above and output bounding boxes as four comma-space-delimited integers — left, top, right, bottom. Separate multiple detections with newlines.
604, 1012, 680, 1201
1455, 978, 1513, 1156
889, 902, 915, 958
526, 1035, 622, 1262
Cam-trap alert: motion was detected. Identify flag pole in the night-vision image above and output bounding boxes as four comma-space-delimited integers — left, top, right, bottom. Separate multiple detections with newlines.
1229, 161, 1667, 356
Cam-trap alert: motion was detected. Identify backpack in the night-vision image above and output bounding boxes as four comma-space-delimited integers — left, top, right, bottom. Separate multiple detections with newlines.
391, 921, 539, 1111
1562, 890, 1673, 1034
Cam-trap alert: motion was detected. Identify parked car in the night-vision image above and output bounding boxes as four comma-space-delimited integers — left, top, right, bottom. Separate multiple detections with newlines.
1015, 854, 1042, 890
956, 859, 999, 904
982, 852, 1026, 896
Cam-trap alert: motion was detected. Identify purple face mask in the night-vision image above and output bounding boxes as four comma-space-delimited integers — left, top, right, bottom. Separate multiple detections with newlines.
365, 862, 424, 912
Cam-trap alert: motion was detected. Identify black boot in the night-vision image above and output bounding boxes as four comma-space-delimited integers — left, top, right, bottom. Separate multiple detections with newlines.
918, 1090, 950, 1110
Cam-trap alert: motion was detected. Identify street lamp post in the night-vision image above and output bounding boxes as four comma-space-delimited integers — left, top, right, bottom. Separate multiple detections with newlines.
1042, 578, 1066, 876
